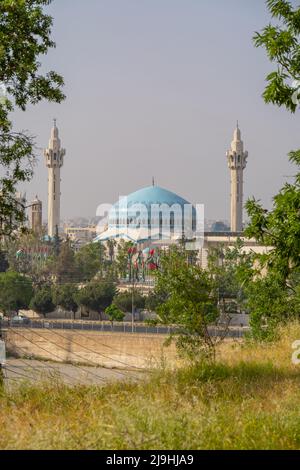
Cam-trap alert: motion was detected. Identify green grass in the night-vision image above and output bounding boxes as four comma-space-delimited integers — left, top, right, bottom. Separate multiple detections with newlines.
1, 323, 300, 449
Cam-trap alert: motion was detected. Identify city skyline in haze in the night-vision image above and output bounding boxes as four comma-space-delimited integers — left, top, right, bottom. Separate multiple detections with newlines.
14, 0, 299, 221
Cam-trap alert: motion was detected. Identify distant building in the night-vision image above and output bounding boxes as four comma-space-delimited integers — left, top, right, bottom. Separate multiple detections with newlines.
198, 232, 272, 270
64, 225, 96, 250
211, 220, 230, 232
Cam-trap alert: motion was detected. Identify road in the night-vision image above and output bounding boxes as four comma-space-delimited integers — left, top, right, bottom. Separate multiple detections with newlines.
3, 358, 144, 387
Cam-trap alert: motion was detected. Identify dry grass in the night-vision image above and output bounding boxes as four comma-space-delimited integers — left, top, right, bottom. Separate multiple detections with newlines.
1, 322, 300, 449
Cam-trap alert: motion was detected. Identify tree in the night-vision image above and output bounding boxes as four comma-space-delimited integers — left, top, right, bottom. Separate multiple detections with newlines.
253, 0, 300, 113
153, 247, 219, 362
207, 241, 253, 316
244, 271, 300, 340
245, 154, 300, 285
0, 0, 65, 237
50, 239, 79, 283
0, 271, 33, 316
0, 250, 8, 273
29, 286, 55, 316
113, 290, 145, 313
107, 239, 117, 264
115, 240, 134, 278
145, 288, 168, 312
5, 229, 53, 283
53, 226, 61, 257
241, 1, 300, 339
105, 304, 125, 326
76, 281, 116, 319
75, 242, 105, 282
52, 284, 79, 319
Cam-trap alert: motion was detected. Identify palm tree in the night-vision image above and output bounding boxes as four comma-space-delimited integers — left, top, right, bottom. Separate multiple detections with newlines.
107, 239, 117, 263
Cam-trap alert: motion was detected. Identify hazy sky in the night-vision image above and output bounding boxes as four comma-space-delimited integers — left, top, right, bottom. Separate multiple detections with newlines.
14, 0, 299, 222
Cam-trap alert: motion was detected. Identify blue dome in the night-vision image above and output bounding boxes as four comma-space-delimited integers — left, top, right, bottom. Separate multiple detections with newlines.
109, 184, 195, 228
95, 185, 196, 243
115, 185, 191, 210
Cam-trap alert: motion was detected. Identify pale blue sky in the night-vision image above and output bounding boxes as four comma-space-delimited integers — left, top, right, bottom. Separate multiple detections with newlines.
15, 0, 299, 221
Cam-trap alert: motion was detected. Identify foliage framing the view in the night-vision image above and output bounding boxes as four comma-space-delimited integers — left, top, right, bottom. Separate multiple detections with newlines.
254, 0, 300, 112
245, 0, 300, 338
0, 0, 65, 237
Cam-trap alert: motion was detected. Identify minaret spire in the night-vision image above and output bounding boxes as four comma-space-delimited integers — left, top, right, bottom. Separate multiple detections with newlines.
226, 124, 248, 232
44, 121, 66, 238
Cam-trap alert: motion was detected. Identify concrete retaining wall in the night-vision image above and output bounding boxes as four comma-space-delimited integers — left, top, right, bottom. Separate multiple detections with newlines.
5, 329, 178, 369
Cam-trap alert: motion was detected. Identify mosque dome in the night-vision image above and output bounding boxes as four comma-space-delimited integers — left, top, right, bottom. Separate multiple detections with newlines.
96, 185, 196, 243
113, 185, 191, 213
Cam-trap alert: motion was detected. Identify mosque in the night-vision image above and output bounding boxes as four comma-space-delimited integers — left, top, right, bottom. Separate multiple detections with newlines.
35, 120, 268, 268
39, 120, 245, 243
94, 183, 197, 244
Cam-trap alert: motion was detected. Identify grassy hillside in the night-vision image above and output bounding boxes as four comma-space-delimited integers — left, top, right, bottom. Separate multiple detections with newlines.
1, 323, 300, 449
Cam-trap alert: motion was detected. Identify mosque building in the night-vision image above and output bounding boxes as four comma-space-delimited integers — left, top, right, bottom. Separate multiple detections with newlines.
42, 121, 247, 242
41, 120, 270, 269
94, 182, 196, 244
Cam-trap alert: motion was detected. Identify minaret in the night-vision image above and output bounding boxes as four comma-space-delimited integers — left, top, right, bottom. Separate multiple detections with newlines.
226, 123, 248, 232
30, 196, 42, 234
44, 120, 66, 237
